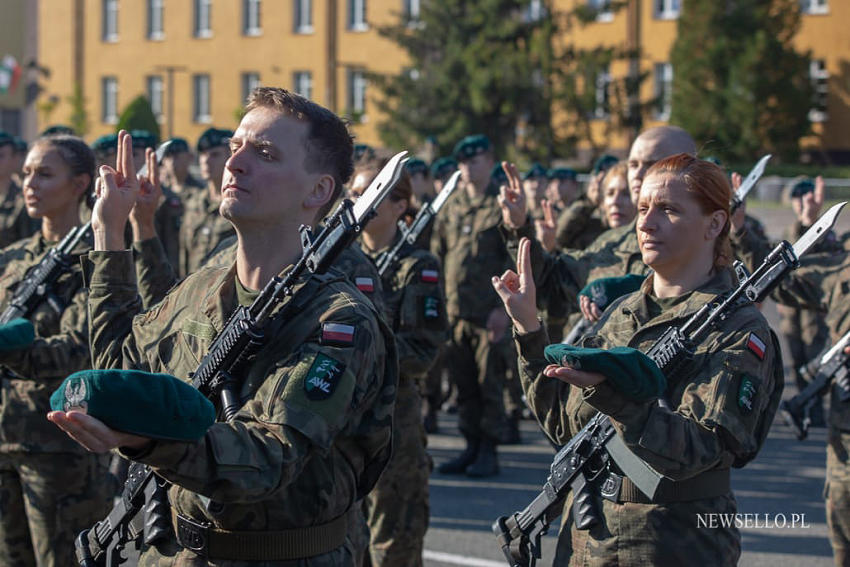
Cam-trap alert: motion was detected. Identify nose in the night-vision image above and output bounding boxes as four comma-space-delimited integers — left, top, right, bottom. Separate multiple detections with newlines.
637, 206, 656, 234
225, 147, 247, 175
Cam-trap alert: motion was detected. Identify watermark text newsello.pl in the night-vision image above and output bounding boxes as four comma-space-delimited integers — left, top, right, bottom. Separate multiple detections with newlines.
697, 513, 810, 529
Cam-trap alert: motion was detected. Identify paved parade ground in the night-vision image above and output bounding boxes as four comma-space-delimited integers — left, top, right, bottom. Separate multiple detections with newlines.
421, 203, 845, 567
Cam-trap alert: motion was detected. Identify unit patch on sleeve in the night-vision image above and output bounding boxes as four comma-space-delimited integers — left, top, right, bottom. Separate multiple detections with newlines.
423, 296, 440, 319
746, 332, 766, 361
421, 269, 439, 284
321, 322, 356, 346
304, 353, 346, 401
737, 374, 758, 413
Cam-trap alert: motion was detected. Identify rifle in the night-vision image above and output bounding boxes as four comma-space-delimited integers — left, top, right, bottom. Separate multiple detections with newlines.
493, 202, 846, 567
0, 222, 92, 325
779, 329, 850, 440
75, 151, 409, 567
730, 154, 771, 215
375, 170, 461, 276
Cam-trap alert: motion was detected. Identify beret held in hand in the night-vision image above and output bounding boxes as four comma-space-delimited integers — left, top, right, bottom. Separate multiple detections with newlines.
0, 318, 35, 353
51, 369, 216, 441
544, 344, 666, 402
578, 274, 646, 311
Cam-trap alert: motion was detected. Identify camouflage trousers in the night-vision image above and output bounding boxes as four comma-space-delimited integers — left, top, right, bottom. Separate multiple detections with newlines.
364, 376, 431, 566
0, 451, 113, 567
826, 430, 850, 567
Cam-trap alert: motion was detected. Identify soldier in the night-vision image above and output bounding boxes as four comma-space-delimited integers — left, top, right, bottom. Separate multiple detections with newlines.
494, 155, 782, 565
545, 167, 579, 212
49, 88, 397, 565
91, 134, 119, 170
129, 129, 158, 171
522, 163, 548, 221
430, 156, 458, 195
355, 159, 447, 566
179, 127, 236, 277
432, 134, 512, 478
160, 137, 205, 196
405, 157, 433, 208
0, 135, 112, 566
0, 131, 40, 249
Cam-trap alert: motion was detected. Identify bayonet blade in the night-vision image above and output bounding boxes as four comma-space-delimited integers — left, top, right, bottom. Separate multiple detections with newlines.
731, 154, 771, 211
352, 151, 409, 222
137, 140, 175, 177
428, 170, 462, 214
792, 201, 846, 258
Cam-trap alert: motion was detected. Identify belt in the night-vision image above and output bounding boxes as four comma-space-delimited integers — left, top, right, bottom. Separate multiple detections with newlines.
174, 511, 348, 560
611, 468, 730, 504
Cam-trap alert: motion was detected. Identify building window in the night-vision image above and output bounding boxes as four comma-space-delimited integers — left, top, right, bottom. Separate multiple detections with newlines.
194, 0, 212, 38
593, 67, 611, 119
348, 0, 368, 31
588, 0, 613, 23
102, 77, 118, 124
654, 0, 680, 19
293, 71, 313, 100
523, 0, 544, 22
809, 59, 828, 122
147, 0, 165, 40
347, 69, 367, 120
102, 0, 119, 42
243, 0, 262, 36
295, 0, 313, 33
193, 74, 211, 123
242, 72, 261, 103
653, 63, 673, 120
404, 0, 421, 23
147, 75, 164, 121
800, 0, 828, 14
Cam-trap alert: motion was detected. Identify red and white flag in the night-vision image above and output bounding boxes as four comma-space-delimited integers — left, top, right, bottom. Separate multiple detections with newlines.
322, 323, 355, 345
421, 269, 439, 283
355, 277, 374, 293
746, 333, 766, 360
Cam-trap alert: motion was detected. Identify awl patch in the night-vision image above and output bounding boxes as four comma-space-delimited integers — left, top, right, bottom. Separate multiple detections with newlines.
421, 269, 439, 283
737, 375, 757, 413
355, 277, 374, 293
304, 353, 346, 400
321, 322, 355, 346
746, 333, 766, 360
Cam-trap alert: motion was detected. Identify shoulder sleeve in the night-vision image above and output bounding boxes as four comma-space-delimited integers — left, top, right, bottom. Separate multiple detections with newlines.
394, 253, 448, 376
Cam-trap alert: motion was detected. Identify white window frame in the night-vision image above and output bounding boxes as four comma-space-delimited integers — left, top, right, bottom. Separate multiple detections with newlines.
295, 0, 313, 33
809, 59, 829, 123
193, 74, 212, 124
102, 0, 119, 42
800, 0, 829, 15
147, 0, 165, 40
147, 75, 164, 122
348, 0, 368, 31
102, 77, 119, 124
243, 0, 262, 36
405, 0, 421, 23
653, 63, 673, 121
348, 69, 367, 120
593, 67, 611, 119
588, 0, 614, 23
523, 0, 544, 22
654, 0, 680, 20
242, 72, 261, 103
294, 71, 313, 100
194, 0, 213, 38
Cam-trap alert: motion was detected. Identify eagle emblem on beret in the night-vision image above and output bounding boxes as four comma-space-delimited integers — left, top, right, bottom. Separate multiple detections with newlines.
64, 378, 88, 412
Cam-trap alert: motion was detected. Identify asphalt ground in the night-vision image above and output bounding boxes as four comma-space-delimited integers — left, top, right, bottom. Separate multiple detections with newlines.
420, 203, 846, 566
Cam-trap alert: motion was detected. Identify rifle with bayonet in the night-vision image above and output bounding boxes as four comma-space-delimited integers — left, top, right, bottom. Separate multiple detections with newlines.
493, 202, 846, 567
376, 170, 461, 276
75, 151, 409, 567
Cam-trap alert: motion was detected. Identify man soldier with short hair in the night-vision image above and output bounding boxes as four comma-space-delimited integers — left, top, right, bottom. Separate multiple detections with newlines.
160, 137, 204, 196
49, 87, 397, 565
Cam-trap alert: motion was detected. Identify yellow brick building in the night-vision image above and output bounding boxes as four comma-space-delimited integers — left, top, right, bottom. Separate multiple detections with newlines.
23, 0, 850, 161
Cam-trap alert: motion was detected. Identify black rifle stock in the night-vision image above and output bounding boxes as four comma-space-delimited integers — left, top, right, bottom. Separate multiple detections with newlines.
492, 203, 846, 567
75, 152, 409, 566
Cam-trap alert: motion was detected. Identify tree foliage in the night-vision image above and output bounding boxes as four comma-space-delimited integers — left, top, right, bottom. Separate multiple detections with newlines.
670, 0, 812, 163
116, 95, 161, 140
67, 83, 89, 136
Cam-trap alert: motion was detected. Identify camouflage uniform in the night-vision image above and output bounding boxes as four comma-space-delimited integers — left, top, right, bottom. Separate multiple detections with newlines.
154, 186, 184, 274
84, 248, 397, 566
554, 194, 606, 252
361, 230, 448, 566
179, 189, 235, 277
0, 232, 112, 567
0, 181, 40, 250
516, 270, 782, 566
431, 184, 512, 453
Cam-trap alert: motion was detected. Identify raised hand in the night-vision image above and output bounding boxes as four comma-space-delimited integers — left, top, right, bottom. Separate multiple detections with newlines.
129, 147, 163, 241
497, 161, 527, 229
534, 198, 557, 252
801, 176, 825, 226
492, 237, 539, 334
579, 294, 602, 322
92, 130, 140, 250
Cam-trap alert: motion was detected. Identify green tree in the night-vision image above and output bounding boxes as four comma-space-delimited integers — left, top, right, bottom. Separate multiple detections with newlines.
670, 0, 812, 163
116, 95, 161, 140
67, 83, 89, 136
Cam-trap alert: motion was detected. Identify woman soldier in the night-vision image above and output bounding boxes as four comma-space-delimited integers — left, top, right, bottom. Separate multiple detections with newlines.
493, 154, 782, 566
350, 158, 448, 566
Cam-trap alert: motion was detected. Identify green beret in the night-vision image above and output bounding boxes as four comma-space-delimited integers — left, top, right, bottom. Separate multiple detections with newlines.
522, 163, 548, 181
430, 156, 457, 180
453, 134, 491, 162
50, 369, 216, 441
543, 344, 666, 402
547, 167, 577, 181
791, 178, 815, 199
130, 129, 158, 149
163, 137, 190, 155
0, 130, 13, 148
91, 134, 119, 152
592, 154, 619, 175
41, 125, 76, 137
578, 274, 646, 310
353, 143, 375, 162
405, 157, 429, 176
13, 137, 27, 153
0, 319, 35, 353
491, 163, 508, 186
197, 128, 233, 153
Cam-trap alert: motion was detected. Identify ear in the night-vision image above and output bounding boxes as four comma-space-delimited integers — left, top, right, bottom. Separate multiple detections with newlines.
72, 174, 91, 200
303, 173, 335, 212
705, 210, 727, 240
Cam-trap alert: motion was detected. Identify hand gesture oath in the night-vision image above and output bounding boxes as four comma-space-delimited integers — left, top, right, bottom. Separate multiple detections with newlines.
801, 176, 825, 226
534, 199, 557, 252
92, 130, 140, 250
497, 161, 527, 229
129, 147, 163, 241
492, 237, 540, 334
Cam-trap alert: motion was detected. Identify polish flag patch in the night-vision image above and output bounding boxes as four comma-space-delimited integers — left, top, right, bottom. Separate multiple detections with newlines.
321, 323, 355, 346
355, 277, 374, 293
421, 269, 439, 283
746, 333, 766, 360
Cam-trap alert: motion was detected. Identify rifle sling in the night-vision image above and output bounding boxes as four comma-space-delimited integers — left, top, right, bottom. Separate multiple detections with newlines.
611, 468, 729, 504
174, 511, 348, 560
